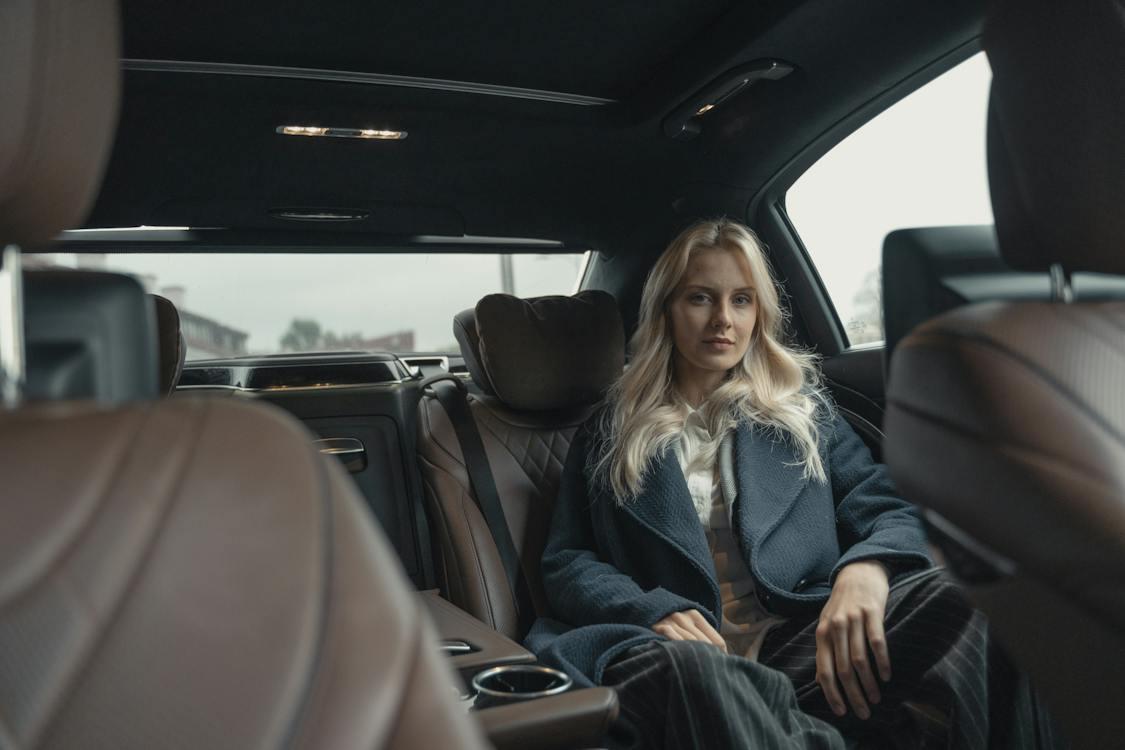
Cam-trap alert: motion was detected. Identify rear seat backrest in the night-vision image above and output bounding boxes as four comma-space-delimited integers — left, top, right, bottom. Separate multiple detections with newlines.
151, 293, 186, 395
417, 291, 625, 639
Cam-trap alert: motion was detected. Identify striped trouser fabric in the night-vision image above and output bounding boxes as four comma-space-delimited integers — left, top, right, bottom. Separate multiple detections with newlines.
601, 568, 1064, 750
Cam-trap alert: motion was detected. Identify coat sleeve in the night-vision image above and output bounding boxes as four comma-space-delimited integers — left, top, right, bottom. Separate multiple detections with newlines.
541, 427, 711, 629
827, 413, 933, 582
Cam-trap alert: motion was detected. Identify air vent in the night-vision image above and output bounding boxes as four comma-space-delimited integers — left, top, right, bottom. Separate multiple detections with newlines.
177, 367, 234, 387
245, 361, 402, 390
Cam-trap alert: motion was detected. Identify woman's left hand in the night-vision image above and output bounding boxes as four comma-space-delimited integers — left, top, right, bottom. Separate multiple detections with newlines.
814, 561, 891, 720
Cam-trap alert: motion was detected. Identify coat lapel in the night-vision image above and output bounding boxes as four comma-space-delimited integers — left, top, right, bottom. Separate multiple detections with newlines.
618, 448, 718, 600
733, 421, 809, 549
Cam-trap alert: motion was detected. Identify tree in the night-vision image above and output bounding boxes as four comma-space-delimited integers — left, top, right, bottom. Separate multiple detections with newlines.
845, 268, 884, 345
279, 318, 322, 351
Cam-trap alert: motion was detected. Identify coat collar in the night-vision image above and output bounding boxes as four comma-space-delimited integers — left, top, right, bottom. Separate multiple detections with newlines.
617, 447, 719, 610
731, 421, 810, 547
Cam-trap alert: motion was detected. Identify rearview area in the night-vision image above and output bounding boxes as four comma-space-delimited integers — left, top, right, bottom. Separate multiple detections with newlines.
28, 251, 589, 360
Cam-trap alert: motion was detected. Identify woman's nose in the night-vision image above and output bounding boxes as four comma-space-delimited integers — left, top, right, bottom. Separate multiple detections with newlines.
711, 302, 732, 328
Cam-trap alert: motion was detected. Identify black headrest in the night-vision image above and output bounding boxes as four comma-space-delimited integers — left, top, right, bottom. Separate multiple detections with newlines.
25, 270, 159, 404
882, 226, 1006, 363
151, 294, 186, 395
883, 225, 1125, 368
453, 291, 625, 411
984, 0, 1125, 274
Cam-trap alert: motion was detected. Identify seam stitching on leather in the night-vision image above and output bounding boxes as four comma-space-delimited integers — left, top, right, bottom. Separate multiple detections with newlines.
417, 455, 466, 604
378, 607, 429, 748
890, 399, 1119, 486
0, 411, 146, 612
455, 486, 499, 629
902, 329, 1125, 446
34, 401, 211, 748
421, 398, 470, 469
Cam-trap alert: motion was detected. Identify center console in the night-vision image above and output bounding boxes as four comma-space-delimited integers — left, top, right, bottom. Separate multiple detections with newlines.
419, 591, 619, 750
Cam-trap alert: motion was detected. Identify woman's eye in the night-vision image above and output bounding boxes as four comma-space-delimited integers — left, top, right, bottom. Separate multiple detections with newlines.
689, 293, 710, 304
734, 294, 753, 305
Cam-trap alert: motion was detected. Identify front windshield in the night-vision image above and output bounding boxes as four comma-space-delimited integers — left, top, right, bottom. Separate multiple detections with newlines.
30, 251, 588, 360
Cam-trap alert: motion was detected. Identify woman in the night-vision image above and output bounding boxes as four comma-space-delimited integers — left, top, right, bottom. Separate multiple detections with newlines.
524, 219, 1059, 749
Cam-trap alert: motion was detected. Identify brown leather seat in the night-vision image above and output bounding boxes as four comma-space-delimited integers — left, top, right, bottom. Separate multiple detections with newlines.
0, 2, 487, 749
883, 1, 1125, 747
417, 292, 625, 640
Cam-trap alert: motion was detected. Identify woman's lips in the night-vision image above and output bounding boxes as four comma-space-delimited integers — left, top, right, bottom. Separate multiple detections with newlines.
703, 339, 734, 350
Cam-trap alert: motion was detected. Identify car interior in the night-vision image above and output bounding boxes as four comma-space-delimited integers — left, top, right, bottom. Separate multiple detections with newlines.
2, 0, 1122, 748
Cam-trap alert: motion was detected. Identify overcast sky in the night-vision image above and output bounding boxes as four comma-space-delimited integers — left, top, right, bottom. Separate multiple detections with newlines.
49, 54, 993, 356
787, 53, 994, 337
42, 252, 587, 355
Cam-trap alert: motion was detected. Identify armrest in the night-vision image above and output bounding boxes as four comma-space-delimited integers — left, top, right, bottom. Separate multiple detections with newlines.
418, 590, 535, 681
474, 688, 620, 750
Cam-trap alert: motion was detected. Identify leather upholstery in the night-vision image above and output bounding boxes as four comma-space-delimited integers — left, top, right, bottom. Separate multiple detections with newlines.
419, 589, 536, 680
886, 301, 1125, 623
0, 397, 489, 750
1, 1, 486, 746
476, 686, 619, 750
458, 291, 625, 411
0, 0, 120, 245
151, 294, 186, 395
884, 3, 1125, 745
418, 393, 592, 638
420, 293, 623, 638
884, 301, 1125, 748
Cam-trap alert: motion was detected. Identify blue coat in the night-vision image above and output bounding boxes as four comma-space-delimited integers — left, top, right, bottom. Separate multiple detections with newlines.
524, 413, 933, 687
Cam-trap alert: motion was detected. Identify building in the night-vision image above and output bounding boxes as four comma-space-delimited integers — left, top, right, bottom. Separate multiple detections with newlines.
179, 309, 249, 360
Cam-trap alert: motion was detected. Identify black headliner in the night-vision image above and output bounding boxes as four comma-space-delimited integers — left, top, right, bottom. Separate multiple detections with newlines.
86, 0, 985, 255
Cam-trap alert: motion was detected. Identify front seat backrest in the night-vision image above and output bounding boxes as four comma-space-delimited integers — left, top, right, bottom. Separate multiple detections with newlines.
883, 1, 1125, 748
417, 291, 625, 639
0, 2, 488, 749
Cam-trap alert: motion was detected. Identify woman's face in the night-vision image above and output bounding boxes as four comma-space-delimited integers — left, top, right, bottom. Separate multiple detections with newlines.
667, 245, 758, 396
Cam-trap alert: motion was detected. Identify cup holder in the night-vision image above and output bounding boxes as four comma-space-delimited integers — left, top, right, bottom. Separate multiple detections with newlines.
470, 664, 573, 709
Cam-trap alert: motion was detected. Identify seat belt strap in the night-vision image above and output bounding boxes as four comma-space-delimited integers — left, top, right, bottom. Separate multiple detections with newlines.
430, 377, 535, 635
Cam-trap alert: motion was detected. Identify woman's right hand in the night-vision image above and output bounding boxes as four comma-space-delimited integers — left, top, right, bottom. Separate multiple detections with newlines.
652, 609, 728, 652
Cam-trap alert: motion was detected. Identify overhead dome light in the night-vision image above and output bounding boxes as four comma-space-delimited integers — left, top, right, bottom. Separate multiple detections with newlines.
277, 126, 407, 140
269, 208, 370, 222
664, 59, 794, 140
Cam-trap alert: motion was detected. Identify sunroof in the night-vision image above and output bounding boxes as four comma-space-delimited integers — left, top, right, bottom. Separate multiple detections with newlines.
120, 0, 733, 100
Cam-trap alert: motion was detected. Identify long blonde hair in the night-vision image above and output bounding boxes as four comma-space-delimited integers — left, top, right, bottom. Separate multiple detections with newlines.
590, 218, 830, 502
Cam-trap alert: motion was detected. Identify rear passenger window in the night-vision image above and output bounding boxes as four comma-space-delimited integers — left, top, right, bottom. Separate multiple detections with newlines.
786, 53, 993, 346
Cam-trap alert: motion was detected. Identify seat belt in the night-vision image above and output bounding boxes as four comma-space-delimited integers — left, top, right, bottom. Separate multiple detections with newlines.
428, 375, 536, 635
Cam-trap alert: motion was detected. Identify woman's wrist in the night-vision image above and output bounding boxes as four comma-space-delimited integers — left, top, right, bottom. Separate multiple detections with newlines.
839, 560, 890, 582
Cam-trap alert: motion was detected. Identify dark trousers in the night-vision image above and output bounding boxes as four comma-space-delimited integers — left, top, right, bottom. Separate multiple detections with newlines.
602, 569, 1063, 750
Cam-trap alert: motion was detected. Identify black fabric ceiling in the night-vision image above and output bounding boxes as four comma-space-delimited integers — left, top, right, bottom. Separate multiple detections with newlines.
122, 0, 735, 100
88, 0, 985, 254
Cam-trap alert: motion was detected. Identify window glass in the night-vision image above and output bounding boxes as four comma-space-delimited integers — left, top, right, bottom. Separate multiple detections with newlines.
30, 251, 588, 359
786, 53, 994, 345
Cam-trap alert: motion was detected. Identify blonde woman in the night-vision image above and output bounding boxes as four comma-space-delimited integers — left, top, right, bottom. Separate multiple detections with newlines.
525, 219, 1060, 749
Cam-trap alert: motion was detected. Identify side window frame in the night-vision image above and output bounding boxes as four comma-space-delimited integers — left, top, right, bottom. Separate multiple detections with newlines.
748, 41, 982, 358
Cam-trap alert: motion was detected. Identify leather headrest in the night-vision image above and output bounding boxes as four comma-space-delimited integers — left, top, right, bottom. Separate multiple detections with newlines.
25, 270, 159, 404
983, 0, 1125, 274
0, 0, 121, 246
454, 291, 625, 411
151, 294, 186, 395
